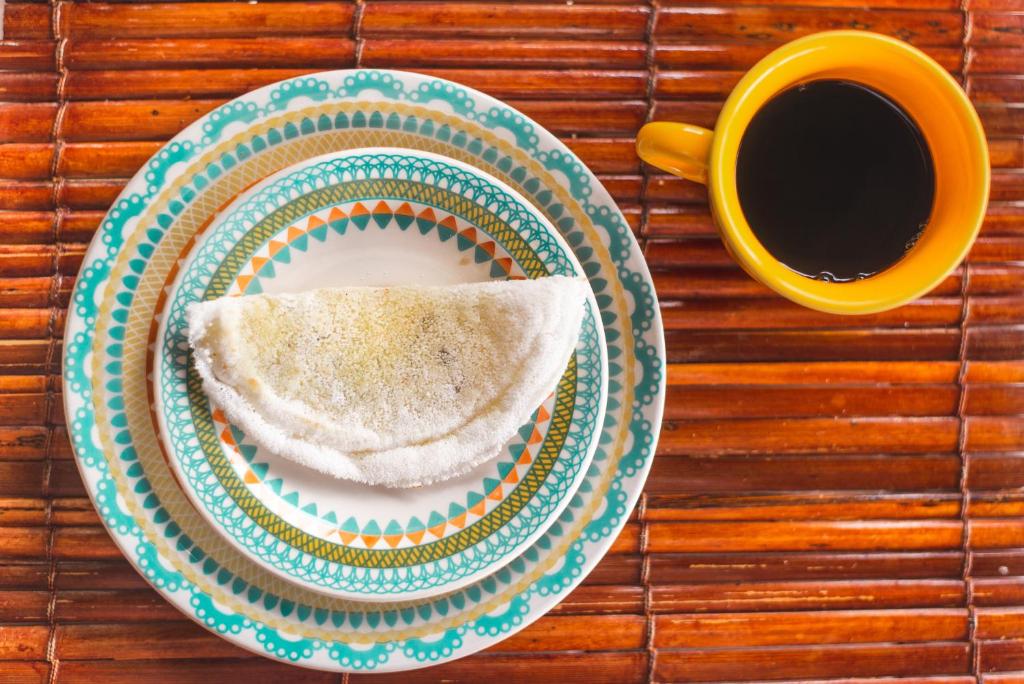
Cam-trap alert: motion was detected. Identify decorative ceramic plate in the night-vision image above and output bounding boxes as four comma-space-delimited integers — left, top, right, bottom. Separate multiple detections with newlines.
152, 148, 607, 601
64, 69, 664, 672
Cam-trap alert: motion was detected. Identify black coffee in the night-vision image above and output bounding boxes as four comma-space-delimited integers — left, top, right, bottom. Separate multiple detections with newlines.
736, 80, 935, 281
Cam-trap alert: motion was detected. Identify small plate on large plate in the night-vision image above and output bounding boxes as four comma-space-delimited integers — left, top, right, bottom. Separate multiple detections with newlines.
65, 69, 664, 671
152, 148, 608, 601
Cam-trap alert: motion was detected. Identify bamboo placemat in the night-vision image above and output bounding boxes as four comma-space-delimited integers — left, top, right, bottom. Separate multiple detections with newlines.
1, 0, 1022, 681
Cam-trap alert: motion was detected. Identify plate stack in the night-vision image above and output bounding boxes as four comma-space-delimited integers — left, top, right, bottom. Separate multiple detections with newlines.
64, 70, 665, 673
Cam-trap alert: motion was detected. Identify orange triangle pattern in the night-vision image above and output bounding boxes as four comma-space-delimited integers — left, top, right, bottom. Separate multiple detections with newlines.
492, 257, 512, 275
468, 498, 487, 517
214, 200, 569, 547
211, 395, 557, 553
219, 405, 555, 548
233, 202, 527, 296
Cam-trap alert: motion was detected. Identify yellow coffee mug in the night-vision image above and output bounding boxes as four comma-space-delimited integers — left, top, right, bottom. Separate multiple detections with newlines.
636, 31, 989, 315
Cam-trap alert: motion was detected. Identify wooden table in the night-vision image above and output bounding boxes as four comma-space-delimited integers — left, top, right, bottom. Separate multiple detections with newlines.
1, 0, 1022, 681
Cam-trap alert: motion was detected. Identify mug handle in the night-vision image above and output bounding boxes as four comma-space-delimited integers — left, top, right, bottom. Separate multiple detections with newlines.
636, 122, 714, 185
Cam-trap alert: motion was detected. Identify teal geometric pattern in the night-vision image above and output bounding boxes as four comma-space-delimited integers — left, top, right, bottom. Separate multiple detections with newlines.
222, 199, 558, 544
63, 69, 663, 671
231, 199, 526, 300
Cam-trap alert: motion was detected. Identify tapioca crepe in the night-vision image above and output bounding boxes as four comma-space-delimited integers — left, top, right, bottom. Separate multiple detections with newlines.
186, 276, 589, 488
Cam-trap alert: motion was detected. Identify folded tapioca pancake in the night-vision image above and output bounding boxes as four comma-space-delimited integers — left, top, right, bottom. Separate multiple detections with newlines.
187, 276, 589, 488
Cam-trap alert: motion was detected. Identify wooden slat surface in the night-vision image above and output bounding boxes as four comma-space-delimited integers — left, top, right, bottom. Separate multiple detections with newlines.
1, 0, 1022, 682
